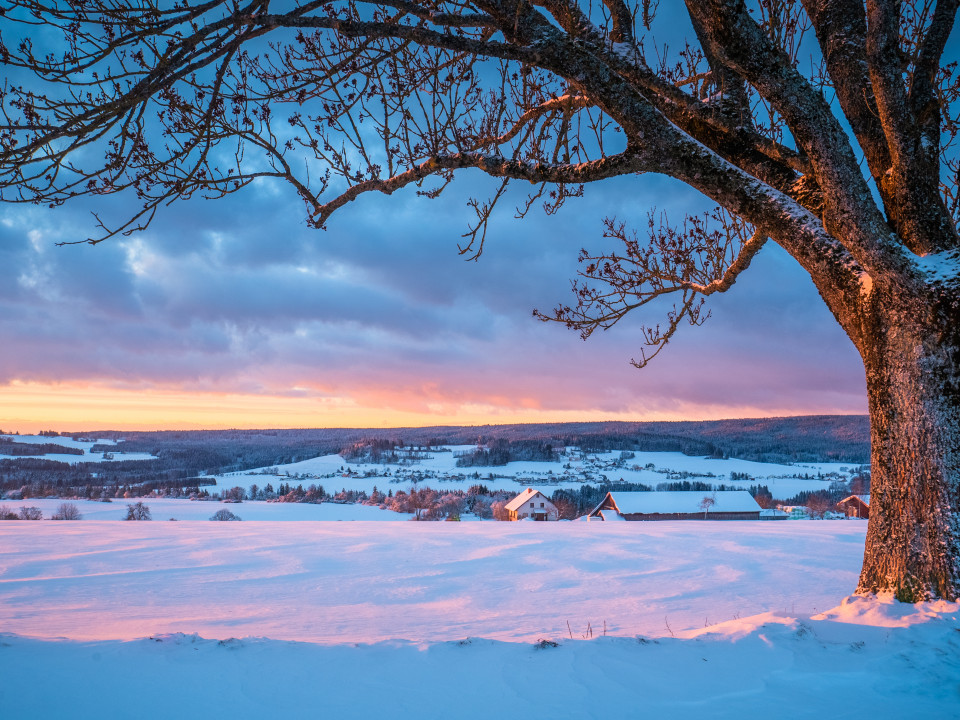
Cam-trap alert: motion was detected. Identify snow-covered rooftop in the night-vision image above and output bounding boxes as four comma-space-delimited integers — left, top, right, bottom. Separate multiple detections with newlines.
504, 487, 551, 512
603, 490, 761, 515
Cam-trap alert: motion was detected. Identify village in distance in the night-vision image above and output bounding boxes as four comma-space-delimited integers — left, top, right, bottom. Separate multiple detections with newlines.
0, 415, 872, 523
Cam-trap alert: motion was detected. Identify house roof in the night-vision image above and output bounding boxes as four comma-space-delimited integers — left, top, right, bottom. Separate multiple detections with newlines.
504, 488, 552, 512
839, 494, 870, 506
597, 491, 761, 516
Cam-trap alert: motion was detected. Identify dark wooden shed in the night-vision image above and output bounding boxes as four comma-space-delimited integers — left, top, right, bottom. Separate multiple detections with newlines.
836, 495, 870, 519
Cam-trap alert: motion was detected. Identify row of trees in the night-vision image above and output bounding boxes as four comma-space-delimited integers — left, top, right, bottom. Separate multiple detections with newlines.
0, 475, 872, 521
0, 503, 82, 520
455, 439, 561, 467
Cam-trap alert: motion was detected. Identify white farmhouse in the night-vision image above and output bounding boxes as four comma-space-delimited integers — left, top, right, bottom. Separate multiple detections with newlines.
505, 488, 559, 521
589, 491, 762, 521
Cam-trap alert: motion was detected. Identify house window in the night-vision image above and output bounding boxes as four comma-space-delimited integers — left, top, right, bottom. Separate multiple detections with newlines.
530, 502, 534, 507
540, 503, 544, 507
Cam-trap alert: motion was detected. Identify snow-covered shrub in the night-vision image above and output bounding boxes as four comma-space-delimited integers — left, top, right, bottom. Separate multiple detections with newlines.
125, 502, 151, 521
210, 509, 241, 521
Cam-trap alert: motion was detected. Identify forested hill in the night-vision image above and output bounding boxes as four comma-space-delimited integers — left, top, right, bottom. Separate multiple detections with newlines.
73, 414, 870, 470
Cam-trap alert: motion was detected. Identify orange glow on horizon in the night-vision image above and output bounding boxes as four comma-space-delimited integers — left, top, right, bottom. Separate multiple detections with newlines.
0, 380, 845, 433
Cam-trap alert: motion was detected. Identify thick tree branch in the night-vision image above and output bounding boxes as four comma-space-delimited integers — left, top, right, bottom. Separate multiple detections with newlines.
311, 149, 647, 226
686, 0, 913, 279
912, 0, 960, 94
865, 0, 960, 253
601, 0, 634, 44
684, 227, 768, 295
802, 0, 891, 178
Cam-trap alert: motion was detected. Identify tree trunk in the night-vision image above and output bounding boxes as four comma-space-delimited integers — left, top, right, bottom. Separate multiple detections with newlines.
856, 290, 960, 601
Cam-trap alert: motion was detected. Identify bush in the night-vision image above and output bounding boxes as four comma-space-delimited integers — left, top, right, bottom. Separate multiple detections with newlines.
125, 502, 151, 521
0, 505, 19, 520
18, 506, 43, 520
51, 503, 82, 520
210, 509, 241, 521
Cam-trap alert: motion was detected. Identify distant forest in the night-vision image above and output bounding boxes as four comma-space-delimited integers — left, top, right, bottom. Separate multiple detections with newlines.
0, 415, 869, 496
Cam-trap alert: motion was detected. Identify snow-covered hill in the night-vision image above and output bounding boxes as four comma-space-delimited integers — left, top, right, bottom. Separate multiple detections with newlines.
0, 434, 156, 464
210, 446, 860, 499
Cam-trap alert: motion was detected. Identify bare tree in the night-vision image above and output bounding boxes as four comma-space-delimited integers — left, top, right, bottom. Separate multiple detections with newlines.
17, 506, 42, 521
698, 494, 716, 519
552, 494, 579, 520
0, 0, 958, 599
806, 492, 835, 519
51, 502, 83, 520
407, 487, 439, 520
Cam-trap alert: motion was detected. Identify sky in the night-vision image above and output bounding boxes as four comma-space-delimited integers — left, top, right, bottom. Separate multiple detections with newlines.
0, 10, 870, 433
0, 169, 867, 432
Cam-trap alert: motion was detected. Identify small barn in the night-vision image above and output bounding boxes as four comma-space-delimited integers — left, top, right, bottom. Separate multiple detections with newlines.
589, 491, 762, 521
505, 488, 559, 521
837, 494, 870, 519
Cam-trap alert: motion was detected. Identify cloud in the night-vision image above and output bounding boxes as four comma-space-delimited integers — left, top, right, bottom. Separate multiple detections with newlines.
0, 164, 867, 428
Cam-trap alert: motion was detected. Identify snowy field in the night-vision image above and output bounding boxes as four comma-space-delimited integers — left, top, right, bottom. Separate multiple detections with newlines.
0, 521, 957, 719
2, 497, 412, 521
0, 434, 156, 464
210, 445, 858, 499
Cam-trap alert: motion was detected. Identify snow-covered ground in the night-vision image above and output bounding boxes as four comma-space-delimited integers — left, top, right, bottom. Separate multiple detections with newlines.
2, 442, 953, 718
1, 497, 412, 521
211, 446, 858, 499
0, 434, 114, 449
0, 522, 869, 642
0, 521, 957, 719
0, 434, 156, 464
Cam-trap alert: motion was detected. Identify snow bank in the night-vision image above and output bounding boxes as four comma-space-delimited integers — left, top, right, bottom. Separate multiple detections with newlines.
1, 497, 411, 521
0, 603, 956, 720
813, 593, 960, 628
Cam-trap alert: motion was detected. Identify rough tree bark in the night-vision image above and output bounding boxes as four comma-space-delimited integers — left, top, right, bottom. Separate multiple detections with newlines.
856, 281, 960, 601
0, 0, 958, 598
